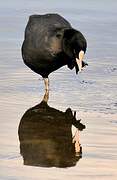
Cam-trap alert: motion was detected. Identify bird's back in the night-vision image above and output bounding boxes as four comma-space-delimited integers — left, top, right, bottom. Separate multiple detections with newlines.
22, 14, 71, 60
22, 14, 72, 77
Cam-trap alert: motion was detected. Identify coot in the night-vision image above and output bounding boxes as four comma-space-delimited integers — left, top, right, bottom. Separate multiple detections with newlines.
22, 14, 87, 90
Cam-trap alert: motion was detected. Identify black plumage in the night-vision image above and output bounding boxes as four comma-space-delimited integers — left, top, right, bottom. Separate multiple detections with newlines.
18, 101, 85, 167
22, 13, 87, 89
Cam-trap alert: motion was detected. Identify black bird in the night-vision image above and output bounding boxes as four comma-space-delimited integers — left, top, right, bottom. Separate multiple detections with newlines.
18, 101, 85, 167
22, 13, 87, 90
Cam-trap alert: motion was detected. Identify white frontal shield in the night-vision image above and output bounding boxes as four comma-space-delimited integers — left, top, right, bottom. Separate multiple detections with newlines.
76, 50, 84, 72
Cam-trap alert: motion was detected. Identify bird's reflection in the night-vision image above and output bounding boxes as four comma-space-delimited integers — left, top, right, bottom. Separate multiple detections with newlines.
18, 92, 86, 168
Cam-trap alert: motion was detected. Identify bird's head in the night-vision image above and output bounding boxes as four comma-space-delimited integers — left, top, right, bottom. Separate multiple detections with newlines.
63, 28, 87, 73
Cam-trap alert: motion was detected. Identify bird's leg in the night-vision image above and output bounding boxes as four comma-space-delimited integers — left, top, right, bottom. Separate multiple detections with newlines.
42, 78, 49, 103
43, 89, 49, 103
44, 78, 49, 91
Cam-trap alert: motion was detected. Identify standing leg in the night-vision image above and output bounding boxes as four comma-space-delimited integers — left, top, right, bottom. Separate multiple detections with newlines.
43, 78, 49, 103
44, 78, 49, 91
43, 89, 49, 103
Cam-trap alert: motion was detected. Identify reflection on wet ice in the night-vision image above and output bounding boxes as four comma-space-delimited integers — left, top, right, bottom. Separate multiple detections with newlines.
18, 97, 86, 168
